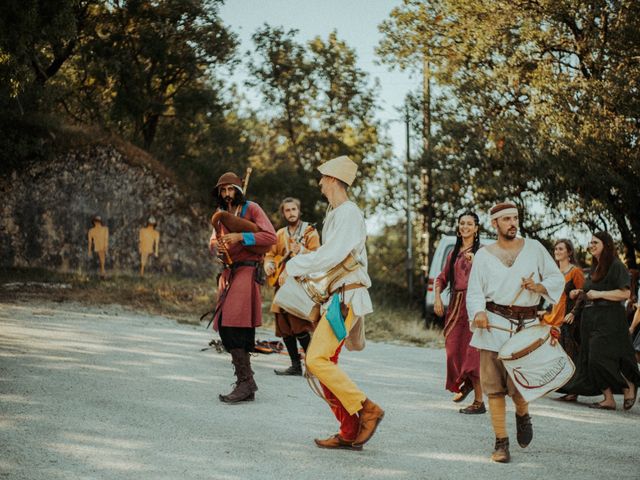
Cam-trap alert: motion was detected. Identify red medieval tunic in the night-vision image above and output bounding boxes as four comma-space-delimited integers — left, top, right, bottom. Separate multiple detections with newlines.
435, 248, 480, 393
209, 201, 276, 330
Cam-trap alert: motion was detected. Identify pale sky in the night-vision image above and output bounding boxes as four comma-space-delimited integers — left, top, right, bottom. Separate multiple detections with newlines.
219, 0, 417, 158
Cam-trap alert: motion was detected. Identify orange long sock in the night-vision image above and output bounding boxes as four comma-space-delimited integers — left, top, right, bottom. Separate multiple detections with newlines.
512, 392, 528, 416
488, 394, 507, 438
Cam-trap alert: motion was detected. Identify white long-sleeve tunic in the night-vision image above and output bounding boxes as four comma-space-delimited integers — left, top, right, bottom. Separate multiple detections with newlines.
285, 200, 373, 317
466, 239, 564, 352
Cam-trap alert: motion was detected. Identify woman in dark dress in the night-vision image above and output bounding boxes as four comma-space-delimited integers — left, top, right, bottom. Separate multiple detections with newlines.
560, 232, 640, 410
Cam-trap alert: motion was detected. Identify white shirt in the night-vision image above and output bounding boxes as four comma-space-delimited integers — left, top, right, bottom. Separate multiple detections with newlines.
466, 238, 564, 352
285, 200, 373, 316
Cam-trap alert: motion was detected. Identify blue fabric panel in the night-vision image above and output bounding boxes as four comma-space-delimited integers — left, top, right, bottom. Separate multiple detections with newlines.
242, 232, 256, 246
326, 293, 347, 341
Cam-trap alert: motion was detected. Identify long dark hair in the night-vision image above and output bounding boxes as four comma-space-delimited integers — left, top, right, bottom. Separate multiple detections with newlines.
555, 239, 580, 268
215, 188, 245, 211
447, 211, 480, 288
590, 231, 615, 282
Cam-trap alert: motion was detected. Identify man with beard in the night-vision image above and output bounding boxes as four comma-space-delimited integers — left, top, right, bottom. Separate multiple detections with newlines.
466, 202, 564, 463
278, 156, 384, 451
208, 172, 276, 403
264, 197, 320, 375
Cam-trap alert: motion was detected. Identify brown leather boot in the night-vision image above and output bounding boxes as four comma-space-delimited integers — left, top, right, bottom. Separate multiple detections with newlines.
219, 349, 255, 403
314, 434, 362, 451
515, 413, 533, 448
353, 398, 385, 447
491, 437, 510, 463
242, 350, 258, 393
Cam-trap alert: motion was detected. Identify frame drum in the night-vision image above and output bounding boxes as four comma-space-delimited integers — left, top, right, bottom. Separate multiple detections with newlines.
273, 276, 320, 322
498, 325, 575, 402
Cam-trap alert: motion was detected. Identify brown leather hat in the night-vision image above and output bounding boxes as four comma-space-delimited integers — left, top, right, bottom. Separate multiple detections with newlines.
215, 172, 243, 191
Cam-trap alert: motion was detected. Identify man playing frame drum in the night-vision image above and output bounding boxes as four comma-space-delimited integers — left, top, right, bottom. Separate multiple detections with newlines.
466, 202, 564, 463
277, 155, 384, 451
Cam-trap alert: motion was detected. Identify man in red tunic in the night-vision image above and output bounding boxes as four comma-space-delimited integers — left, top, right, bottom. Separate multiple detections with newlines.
209, 172, 277, 403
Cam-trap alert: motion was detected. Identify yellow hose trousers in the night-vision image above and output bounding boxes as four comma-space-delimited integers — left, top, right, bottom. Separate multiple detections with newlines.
305, 307, 367, 416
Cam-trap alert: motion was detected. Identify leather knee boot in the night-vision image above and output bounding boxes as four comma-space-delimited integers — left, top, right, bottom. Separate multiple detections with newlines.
219, 349, 255, 403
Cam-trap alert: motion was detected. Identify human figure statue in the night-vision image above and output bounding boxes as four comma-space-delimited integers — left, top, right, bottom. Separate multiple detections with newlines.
88, 215, 109, 277
139, 216, 160, 276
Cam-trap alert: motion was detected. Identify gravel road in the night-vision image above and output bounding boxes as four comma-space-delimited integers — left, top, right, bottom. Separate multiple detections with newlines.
1, 300, 638, 480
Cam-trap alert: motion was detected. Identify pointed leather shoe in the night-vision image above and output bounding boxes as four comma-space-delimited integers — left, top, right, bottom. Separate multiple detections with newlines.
314, 434, 362, 451
459, 400, 486, 414
274, 363, 303, 376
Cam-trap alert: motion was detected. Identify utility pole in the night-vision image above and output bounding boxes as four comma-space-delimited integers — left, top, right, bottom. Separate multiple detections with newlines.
405, 100, 413, 297
421, 57, 434, 289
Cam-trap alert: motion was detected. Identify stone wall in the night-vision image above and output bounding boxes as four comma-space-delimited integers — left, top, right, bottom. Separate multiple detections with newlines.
0, 144, 217, 277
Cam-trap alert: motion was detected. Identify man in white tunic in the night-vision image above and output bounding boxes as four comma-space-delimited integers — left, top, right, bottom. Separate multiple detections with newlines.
281, 155, 384, 451
466, 202, 563, 463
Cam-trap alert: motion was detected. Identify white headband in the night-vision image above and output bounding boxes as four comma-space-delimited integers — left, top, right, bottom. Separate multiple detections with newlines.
490, 207, 518, 220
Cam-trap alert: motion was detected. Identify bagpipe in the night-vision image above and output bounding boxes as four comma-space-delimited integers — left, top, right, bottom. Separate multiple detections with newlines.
210, 167, 270, 264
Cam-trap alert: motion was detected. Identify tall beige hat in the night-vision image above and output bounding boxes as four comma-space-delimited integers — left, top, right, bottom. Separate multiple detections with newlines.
317, 155, 358, 186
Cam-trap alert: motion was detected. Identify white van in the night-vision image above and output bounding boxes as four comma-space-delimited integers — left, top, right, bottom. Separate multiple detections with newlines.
425, 235, 495, 323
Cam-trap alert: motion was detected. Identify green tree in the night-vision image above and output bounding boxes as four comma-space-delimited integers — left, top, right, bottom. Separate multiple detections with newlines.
0, 0, 99, 111
378, 0, 640, 265
64, 0, 237, 150
247, 26, 391, 224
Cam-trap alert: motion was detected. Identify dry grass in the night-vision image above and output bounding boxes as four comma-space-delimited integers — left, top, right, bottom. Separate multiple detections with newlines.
0, 268, 442, 347
365, 306, 444, 348
0, 268, 216, 325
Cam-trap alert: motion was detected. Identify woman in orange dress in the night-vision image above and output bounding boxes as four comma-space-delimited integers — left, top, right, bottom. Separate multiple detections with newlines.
543, 239, 585, 362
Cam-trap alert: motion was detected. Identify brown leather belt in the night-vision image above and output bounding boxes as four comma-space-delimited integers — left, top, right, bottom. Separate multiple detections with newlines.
503, 332, 551, 361
334, 283, 366, 295
584, 299, 621, 308
486, 302, 538, 321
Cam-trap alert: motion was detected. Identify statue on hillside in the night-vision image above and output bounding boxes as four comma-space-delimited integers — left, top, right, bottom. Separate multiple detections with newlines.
88, 215, 109, 278
139, 216, 160, 276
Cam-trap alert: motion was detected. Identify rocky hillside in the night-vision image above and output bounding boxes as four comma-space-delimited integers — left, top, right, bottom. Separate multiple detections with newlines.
0, 141, 217, 277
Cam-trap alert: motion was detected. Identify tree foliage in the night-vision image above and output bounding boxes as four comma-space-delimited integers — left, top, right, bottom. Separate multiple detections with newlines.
247, 26, 391, 224
378, 0, 640, 265
60, 0, 237, 150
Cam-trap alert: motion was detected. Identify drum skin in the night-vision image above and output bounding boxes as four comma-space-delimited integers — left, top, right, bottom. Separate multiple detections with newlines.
499, 325, 575, 402
273, 276, 319, 322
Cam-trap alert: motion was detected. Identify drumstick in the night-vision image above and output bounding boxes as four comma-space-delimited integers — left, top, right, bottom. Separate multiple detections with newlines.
487, 323, 515, 333
510, 272, 534, 307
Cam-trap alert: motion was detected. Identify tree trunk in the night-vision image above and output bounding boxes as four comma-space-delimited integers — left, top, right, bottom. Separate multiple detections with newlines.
142, 114, 159, 150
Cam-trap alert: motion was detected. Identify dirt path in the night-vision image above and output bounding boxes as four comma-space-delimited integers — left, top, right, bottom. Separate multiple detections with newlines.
1, 300, 638, 480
